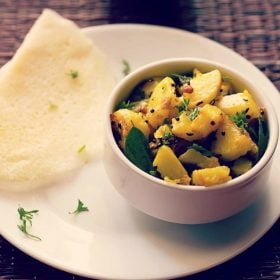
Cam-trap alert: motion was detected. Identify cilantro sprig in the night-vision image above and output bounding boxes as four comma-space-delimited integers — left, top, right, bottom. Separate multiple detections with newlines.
70, 199, 89, 214
177, 98, 190, 113
188, 107, 200, 121
122, 59, 131, 76
162, 131, 174, 145
77, 144, 86, 153
17, 207, 41, 241
67, 70, 79, 79
230, 111, 248, 131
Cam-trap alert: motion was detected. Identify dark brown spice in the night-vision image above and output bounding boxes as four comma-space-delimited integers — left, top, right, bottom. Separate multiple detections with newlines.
210, 121, 216, 126
118, 123, 122, 129
244, 107, 249, 113
196, 101, 203, 106
176, 117, 180, 121
186, 132, 194, 136
221, 131, 226, 136
150, 109, 155, 113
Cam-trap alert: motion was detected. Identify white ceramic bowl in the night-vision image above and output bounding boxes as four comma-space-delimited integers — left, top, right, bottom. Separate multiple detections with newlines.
103, 58, 279, 224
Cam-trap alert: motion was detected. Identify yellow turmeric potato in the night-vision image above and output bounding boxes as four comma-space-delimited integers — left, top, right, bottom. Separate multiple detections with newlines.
154, 124, 172, 139
111, 109, 150, 147
179, 148, 220, 168
171, 113, 201, 141
146, 77, 179, 128
192, 166, 232, 186
211, 116, 256, 161
141, 77, 162, 98
232, 158, 253, 176
172, 104, 223, 141
216, 90, 260, 119
153, 145, 190, 184
191, 104, 224, 138
186, 69, 222, 108
218, 80, 234, 96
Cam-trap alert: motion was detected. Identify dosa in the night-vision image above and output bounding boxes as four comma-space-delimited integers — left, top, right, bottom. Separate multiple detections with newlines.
0, 9, 115, 191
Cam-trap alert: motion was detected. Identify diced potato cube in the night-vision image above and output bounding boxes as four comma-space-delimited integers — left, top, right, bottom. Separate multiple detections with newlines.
192, 166, 231, 186
172, 104, 224, 141
146, 77, 179, 128
211, 116, 256, 161
193, 68, 202, 78
153, 145, 190, 183
216, 90, 260, 119
141, 77, 162, 98
154, 124, 172, 139
219, 80, 234, 96
191, 104, 224, 138
179, 148, 220, 168
232, 158, 253, 176
111, 109, 150, 147
164, 175, 191, 185
171, 113, 201, 141
186, 69, 222, 108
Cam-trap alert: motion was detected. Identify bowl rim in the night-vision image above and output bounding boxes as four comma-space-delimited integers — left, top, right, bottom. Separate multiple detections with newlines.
105, 57, 279, 192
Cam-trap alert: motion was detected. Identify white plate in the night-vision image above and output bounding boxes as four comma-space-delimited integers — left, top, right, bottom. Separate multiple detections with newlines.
0, 24, 279, 280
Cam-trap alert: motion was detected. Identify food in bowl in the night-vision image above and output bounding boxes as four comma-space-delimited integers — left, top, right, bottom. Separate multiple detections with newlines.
104, 58, 278, 223
111, 67, 268, 187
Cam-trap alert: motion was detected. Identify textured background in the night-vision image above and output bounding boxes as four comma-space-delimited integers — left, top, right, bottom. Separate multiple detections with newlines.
0, 0, 279, 279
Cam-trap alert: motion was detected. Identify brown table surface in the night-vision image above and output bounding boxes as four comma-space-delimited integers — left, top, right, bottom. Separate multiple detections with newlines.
0, 0, 279, 279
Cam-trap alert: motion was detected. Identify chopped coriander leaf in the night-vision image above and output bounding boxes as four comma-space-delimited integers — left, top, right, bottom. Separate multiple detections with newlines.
177, 98, 190, 113
117, 100, 141, 110
162, 131, 174, 145
48, 103, 58, 111
230, 111, 248, 131
188, 107, 200, 121
70, 199, 89, 214
67, 70, 79, 79
171, 73, 192, 85
188, 143, 214, 157
122, 59, 131, 76
149, 170, 157, 176
17, 207, 41, 241
77, 144, 86, 153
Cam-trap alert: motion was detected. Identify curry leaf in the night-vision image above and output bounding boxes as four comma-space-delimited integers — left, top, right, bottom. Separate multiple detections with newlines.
188, 143, 214, 157
257, 117, 268, 159
124, 127, 153, 172
188, 107, 200, 121
230, 111, 248, 131
170, 73, 192, 85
